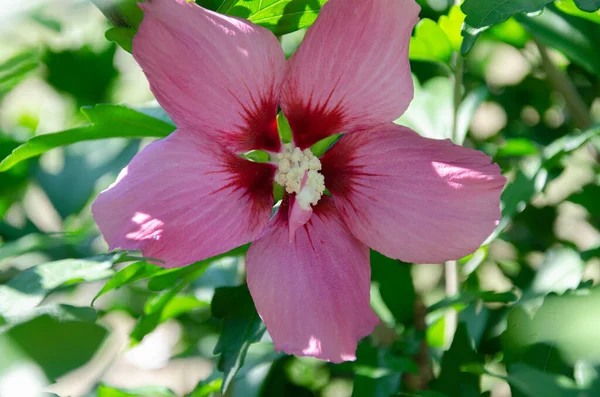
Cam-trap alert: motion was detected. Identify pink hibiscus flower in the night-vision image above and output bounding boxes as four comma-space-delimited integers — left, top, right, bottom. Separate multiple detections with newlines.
92, 0, 506, 362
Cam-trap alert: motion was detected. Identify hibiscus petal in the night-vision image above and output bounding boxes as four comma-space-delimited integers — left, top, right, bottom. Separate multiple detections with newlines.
134, 0, 286, 152
280, 0, 420, 149
321, 124, 506, 263
246, 197, 378, 362
92, 130, 275, 268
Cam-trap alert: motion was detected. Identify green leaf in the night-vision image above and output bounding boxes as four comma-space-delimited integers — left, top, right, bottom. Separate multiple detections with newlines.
6, 314, 108, 381
97, 384, 178, 397
0, 51, 39, 93
431, 323, 482, 397
506, 363, 580, 397
556, 0, 600, 23
0, 256, 116, 320
105, 27, 136, 53
487, 17, 531, 48
428, 290, 518, 312
216, 0, 327, 36
0, 104, 175, 172
491, 126, 600, 240
147, 244, 249, 291
351, 343, 417, 397
522, 247, 584, 304
0, 234, 69, 263
572, 0, 600, 11
370, 250, 415, 326
567, 184, 600, 216
504, 287, 600, 365
187, 373, 223, 397
438, 5, 466, 53
516, 5, 600, 76
310, 134, 341, 158
399, 76, 487, 144
130, 261, 211, 343
496, 138, 539, 157
460, 0, 553, 54
91, 0, 144, 28
92, 261, 163, 305
212, 284, 266, 393
409, 19, 453, 64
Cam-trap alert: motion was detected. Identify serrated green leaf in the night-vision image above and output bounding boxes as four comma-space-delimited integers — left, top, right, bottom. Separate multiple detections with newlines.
409, 19, 453, 64
0, 104, 175, 172
212, 284, 266, 393
0, 256, 117, 320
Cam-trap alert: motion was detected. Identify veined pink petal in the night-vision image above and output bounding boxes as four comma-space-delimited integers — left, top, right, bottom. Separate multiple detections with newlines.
92, 130, 275, 268
280, 0, 420, 149
134, 0, 286, 152
321, 124, 506, 263
246, 197, 378, 362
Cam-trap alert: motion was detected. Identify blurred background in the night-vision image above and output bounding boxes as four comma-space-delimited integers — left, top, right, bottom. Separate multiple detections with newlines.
0, 0, 599, 396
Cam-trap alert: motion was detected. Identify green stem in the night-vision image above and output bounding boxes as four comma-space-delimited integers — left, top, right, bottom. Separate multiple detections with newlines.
533, 37, 592, 130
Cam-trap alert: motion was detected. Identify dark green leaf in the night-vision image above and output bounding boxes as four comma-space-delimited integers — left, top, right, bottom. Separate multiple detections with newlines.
147, 244, 248, 291
460, 0, 552, 54
130, 261, 211, 343
506, 363, 579, 397
6, 314, 108, 381
567, 184, 600, 216
0, 256, 116, 320
370, 250, 415, 326
573, 0, 600, 12
97, 384, 178, 397
0, 104, 175, 172
212, 284, 266, 393
44, 46, 118, 107
428, 290, 518, 312
352, 343, 416, 397
431, 323, 482, 397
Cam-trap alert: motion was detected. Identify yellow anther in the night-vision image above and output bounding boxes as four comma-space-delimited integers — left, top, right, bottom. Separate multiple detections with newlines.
274, 145, 325, 210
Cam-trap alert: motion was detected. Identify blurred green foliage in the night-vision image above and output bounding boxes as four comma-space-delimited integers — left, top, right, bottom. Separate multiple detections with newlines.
0, 0, 599, 396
